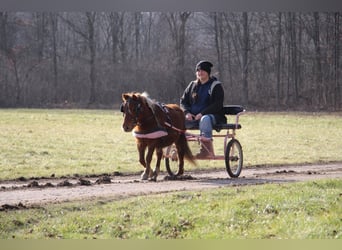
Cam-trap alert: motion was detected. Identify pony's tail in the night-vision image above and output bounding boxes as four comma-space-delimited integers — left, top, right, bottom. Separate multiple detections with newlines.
180, 133, 197, 166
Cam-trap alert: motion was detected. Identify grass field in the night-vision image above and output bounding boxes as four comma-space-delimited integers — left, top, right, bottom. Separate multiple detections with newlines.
0, 179, 341, 239
1, 109, 342, 180
1, 109, 342, 239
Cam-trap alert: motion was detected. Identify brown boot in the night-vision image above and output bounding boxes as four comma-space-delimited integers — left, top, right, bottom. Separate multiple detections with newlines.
196, 140, 215, 159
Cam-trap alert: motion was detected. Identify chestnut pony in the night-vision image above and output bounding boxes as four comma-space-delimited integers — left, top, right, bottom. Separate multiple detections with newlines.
121, 92, 195, 181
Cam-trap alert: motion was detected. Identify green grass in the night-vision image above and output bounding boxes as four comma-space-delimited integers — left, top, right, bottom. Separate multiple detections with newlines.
237, 112, 342, 166
1, 109, 341, 239
1, 109, 342, 180
0, 179, 341, 239
0, 109, 137, 180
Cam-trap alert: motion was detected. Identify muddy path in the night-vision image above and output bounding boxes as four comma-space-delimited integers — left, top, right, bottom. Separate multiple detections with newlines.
1, 163, 341, 209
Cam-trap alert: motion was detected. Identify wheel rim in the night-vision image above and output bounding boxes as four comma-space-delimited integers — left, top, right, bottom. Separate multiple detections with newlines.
226, 139, 243, 177
165, 146, 179, 176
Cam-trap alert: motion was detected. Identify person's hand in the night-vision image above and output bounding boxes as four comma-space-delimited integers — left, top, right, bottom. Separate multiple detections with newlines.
185, 113, 194, 120
195, 113, 203, 120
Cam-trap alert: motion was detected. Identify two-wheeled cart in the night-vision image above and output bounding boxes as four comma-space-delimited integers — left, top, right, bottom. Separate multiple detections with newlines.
163, 105, 245, 178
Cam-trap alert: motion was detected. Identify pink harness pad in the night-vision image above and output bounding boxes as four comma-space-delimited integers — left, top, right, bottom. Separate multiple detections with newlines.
132, 130, 168, 139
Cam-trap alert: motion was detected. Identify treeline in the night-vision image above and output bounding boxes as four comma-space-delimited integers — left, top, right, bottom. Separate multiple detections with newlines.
0, 12, 341, 111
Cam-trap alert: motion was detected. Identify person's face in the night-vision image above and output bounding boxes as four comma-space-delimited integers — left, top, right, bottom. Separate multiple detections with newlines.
196, 69, 209, 83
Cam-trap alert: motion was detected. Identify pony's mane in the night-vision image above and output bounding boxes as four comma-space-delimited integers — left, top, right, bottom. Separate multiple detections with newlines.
123, 91, 156, 111
140, 92, 155, 110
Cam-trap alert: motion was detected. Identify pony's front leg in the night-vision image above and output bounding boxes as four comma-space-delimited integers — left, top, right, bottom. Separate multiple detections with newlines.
138, 143, 149, 180
151, 147, 163, 181
145, 145, 155, 180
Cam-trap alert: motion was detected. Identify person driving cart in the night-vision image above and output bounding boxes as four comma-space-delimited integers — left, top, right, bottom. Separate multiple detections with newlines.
180, 60, 226, 158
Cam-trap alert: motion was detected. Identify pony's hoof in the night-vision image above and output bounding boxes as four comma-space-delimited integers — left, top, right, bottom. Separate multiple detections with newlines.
176, 169, 184, 176
149, 177, 157, 182
141, 174, 149, 180
149, 173, 158, 182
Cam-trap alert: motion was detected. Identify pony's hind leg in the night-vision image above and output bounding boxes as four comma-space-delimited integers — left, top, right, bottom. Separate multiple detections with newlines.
176, 143, 185, 176
151, 147, 163, 181
175, 133, 195, 176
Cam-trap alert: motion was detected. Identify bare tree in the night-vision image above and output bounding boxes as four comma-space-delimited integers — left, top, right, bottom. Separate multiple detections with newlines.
0, 12, 10, 105
241, 12, 249, 106
60, 12, 98, 104
0, 12, 8, 53
334, 12, 341, 109
165, 12, 191, 92
1, 12, 341, 111
118, 12, 128, 64
212, 12, 225, 80
0, 13, 22, 105
33, 12, 47, 62
134, 12, 142, 64
285, 12, 299, 105
86, 12, 97, 104
313, 12, 326, 108
276, 12, 282, 107
106, 12, 120, 64
49, 13, 58, 103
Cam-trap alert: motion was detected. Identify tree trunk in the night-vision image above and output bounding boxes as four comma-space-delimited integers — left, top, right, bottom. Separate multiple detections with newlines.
108, 12, 120, 64
276, 12, 282, 107
166, 12, 191, 94
86, 12, 97, 105
313, 12, 326, 108
0, 12, 9, 104
134, 12, 141, 64
35, 12, 46, 62
50, 13, 58, 103
222, 13, 235, 89
0, 12, 8, 53
118, 13, 127, 64
11, 55, 21, 105
297, 15, 303, 106
242, 12, 249, 106
291, 13, 298, 102
213, 13, 224, 80
334, 12, 341, 109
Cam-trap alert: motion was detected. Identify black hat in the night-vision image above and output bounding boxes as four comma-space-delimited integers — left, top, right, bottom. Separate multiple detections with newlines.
196, 60, 213, 75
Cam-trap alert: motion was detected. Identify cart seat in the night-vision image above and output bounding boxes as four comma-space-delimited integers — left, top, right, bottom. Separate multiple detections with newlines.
186, 122, 242, 131
214, 123, 242, 130
185, 105, 245, 131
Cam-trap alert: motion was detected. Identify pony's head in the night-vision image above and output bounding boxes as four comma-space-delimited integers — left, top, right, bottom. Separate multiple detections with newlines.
121, 92, 152, 132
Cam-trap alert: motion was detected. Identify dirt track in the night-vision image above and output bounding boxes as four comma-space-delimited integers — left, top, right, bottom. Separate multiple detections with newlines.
1, 163, 341, 209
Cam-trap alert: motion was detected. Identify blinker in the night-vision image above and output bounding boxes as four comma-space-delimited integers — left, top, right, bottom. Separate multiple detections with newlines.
120, 103, 124, 113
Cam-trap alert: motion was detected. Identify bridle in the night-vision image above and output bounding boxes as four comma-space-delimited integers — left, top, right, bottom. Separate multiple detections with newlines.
120, 98, 142, 127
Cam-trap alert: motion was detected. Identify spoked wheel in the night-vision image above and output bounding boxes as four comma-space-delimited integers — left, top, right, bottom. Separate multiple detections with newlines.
164, 144, 179, 176
225, 139, 243, 178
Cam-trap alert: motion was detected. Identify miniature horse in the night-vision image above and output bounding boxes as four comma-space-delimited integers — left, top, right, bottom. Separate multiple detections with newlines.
121, 92, 195, 181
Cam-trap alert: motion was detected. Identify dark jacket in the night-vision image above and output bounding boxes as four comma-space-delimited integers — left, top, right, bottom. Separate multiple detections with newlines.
180, 77, 226, 124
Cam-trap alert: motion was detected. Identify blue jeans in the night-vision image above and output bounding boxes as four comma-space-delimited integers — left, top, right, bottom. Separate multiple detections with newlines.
199, 115, 216, 139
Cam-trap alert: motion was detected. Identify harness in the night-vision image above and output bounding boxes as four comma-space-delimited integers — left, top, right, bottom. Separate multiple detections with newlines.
151, 102, 171, 127
121, 98, 183, 139
132, 130, 168, 139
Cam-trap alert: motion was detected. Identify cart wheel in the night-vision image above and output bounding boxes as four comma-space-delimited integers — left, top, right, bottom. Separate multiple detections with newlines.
225, 139, 243, 178
165, 145, 179, 176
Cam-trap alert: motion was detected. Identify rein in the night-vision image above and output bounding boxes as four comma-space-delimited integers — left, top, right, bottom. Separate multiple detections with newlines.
150, 102, 187, 135
164, 121, 186, 134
